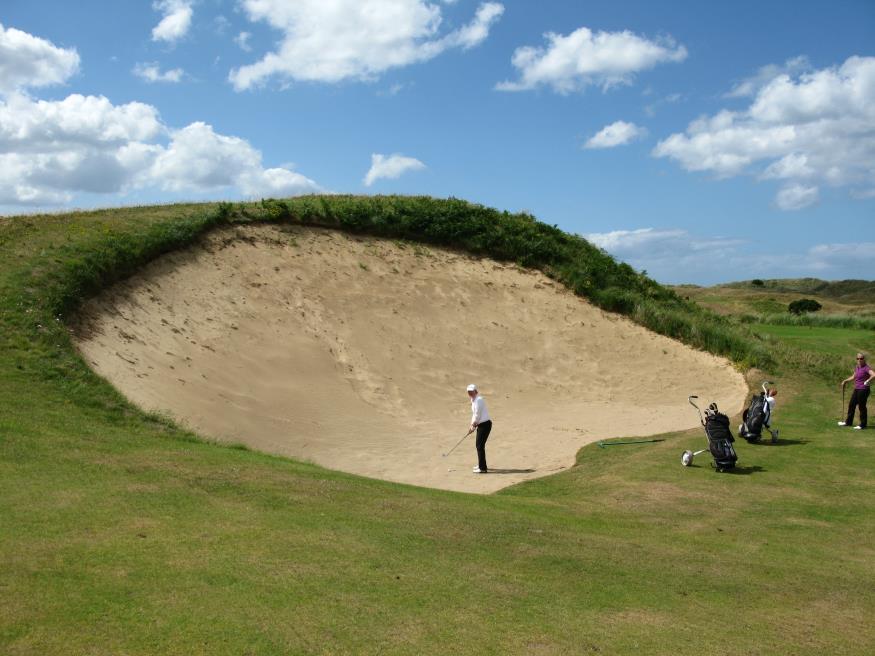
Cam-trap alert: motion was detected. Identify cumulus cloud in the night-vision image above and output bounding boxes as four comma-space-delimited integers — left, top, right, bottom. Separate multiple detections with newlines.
774, 183, 818, 211
0, 97, 321, 205
229, 0, 504, 90
726, 56, 810, 98
0, 25, 321, 208
235, 32, 252, 52
151, 0, 194, 43
363, 153, 426, 186
496, 26, 687, 94
0, 23, 79, 94
584, 120, 647, 149
133, 62, 184, 83
653, 56, 875, 209
149, 122, 321, 196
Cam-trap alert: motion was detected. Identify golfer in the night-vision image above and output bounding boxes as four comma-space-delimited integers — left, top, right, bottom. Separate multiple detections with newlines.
839, 353, 874, 429
765, 388, 778, 442
467, 384, 492, 474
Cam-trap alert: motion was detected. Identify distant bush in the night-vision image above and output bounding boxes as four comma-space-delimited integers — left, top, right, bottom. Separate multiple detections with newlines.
788, 298, 822, 315
752, 279, 764, 287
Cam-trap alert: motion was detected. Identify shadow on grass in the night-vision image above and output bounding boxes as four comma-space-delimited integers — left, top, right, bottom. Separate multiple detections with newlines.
743, 438, 808, 447
680, 464, 766, 475
724, 465, 766, 475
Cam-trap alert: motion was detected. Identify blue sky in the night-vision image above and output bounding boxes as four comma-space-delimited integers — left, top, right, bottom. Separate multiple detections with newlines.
1, 0, 873, 284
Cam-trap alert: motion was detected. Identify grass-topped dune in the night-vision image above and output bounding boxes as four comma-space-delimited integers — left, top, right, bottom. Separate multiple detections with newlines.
2, 196, 874, 654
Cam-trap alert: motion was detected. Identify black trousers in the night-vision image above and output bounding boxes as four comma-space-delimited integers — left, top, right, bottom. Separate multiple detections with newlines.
475, 420, 492, 471
846, 387, 870, 428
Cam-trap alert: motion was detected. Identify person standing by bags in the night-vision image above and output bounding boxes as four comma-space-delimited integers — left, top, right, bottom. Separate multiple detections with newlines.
467, 384, 492, 473
839, 353, 874, 430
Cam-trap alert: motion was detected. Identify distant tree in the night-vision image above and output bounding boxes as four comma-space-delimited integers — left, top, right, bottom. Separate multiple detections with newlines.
788, 298, 822, 315
752, 279, 764, 287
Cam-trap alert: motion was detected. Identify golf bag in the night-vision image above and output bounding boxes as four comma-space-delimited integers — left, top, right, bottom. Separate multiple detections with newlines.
740, 392, 769, 442
704, 409, 737, 471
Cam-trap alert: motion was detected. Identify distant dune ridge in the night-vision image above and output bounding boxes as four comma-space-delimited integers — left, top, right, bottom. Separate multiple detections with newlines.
75, 224, 747, 493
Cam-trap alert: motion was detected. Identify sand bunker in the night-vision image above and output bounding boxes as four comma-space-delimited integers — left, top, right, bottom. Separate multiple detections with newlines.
74, 224, 747, 493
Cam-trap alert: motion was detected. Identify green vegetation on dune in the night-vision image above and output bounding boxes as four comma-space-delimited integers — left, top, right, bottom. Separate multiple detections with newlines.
2, 197, 874, 654
720, 277, 875, 302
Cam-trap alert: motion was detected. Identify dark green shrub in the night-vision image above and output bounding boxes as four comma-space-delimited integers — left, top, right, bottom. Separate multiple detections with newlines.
788, 298, 823, 315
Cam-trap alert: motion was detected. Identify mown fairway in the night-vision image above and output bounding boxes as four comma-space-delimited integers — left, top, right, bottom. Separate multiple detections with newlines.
2, 201, 874, 655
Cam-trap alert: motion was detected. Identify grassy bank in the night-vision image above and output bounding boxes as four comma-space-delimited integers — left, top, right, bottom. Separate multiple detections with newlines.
2, 199, 874, 654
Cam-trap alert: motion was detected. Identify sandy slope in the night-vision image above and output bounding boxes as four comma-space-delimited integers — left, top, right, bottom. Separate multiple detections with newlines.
74, 225, 747, 493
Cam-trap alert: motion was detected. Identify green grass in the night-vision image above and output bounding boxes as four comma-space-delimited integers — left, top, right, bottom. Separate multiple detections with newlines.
2, 199, 874, 655
751, 324, 875, 359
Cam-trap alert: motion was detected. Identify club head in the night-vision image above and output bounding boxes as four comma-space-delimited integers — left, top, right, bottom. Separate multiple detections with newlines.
682, 450, 694, 466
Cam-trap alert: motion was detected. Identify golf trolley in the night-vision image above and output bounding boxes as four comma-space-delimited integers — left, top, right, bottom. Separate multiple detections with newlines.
682, 396, 738, 472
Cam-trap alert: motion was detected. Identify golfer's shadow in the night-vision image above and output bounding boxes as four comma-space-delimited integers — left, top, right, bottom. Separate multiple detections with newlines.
487, 468, 536, 474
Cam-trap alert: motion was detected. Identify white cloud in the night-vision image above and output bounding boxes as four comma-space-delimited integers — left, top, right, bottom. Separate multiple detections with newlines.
148, 122, 320, 196
584, 120, 646, 149
0, 25, 322, 208
363, 153, 426, 186
644, 91, 682, 117
214, 15, 231, 36
229, 0, 503, 90
584, 228, 745, 283
0, 96, 320, 205
653, 56, 875, 210
496, 26, 687, 94
0, 93, 163, 148
585, 226, 875, 284
152, 1, 194, 43
774, 183, 818, 211
725, 56, 810, 98
0, 23, 80, 94
235, 32, 252, 52
133, 62, 184, 83
586, 228, 742, 258
807, 242, 875, 271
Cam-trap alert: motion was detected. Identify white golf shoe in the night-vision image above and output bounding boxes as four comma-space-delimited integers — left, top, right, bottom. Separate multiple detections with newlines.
472, 467, 487, 474
853, 425, 863, 430
837, 421, 848, 426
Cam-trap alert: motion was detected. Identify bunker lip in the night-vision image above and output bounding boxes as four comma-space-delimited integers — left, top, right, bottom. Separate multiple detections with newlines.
74, 225, 748, 494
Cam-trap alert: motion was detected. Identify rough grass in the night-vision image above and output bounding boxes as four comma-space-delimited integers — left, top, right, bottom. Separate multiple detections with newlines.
2, 199, 874, 655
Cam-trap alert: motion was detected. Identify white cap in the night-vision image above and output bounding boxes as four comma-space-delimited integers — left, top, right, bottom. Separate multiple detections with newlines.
466, 384, 477, 392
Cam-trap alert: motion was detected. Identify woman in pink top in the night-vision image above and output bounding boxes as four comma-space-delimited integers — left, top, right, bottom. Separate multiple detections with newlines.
839, 352, 875, 429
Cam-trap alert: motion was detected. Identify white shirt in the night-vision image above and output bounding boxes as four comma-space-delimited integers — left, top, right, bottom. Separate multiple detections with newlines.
471, 395, 491, 425
764, 395, 775, 425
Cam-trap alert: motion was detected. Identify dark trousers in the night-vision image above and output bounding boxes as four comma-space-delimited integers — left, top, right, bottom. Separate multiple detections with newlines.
846, 387, 870, 428
475, 420, 492, 471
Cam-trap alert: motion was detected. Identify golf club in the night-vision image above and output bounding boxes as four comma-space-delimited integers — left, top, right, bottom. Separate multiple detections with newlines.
442, 429, 474, 458
688, 395, 704, 425
683, 396, 707, 466
841, 385, 845, 423
598, 438, 663, 448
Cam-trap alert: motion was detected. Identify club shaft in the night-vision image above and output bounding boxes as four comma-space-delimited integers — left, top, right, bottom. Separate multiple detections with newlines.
443, 431, 473, 457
